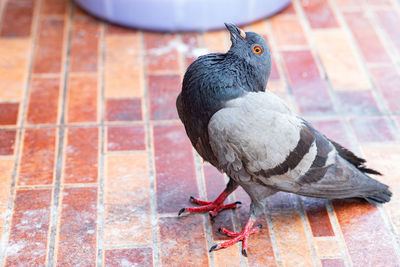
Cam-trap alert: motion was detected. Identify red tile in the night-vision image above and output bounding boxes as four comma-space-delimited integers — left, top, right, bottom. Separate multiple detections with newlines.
375, 10, 400, 55
321, 258, 345, 267
299, 0, 339, 29
57, 187, 97, 266
282, 50, 321, 88
159, 216, 209, 266
70, 15, 99, 72
343, 12, 391, 64
349, 117, 396, 143
19, 128, 56, 185
148, 74, 180, 120
369, 66, 400, 114
153, 124, 198, 213
104, 248, 153, 267
302, 197, 334, 236
181, 33, 200, 69
271, 211, 315, 265
270, 16, 308, 47
144, 33, 180, 72
0, 102, 19, 125
26, 77, 59, 124
247, 215, 277, 266
106, 24, 137, 35
41, 0, 67, 16
267, 192, 297, 210
107, 125, 145, 151
33, 18, 64, 73
64, 127, 98, 183
336, 90, 380, 116
333, 199, 400, 266
292, 80, 335, 115
103, 154, 151, 246
0, 130, 16, 155
203, 165, 234, 241
5, 189, 51, 266
0, 0, 34, 37
67, 76, 97, 123
282, 50, 334, 115
105, 98, 142, 121
309, 119, 352, 149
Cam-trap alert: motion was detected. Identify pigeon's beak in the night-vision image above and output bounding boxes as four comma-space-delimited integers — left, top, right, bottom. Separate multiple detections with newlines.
224, 22, 246, 44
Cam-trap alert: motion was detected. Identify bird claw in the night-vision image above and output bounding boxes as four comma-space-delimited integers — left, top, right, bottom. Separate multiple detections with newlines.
242, 249, 248, 257
209, 213, 216, 222
178, 208, 185, 216
209, 244, 219, 253
208, 219, 260, 256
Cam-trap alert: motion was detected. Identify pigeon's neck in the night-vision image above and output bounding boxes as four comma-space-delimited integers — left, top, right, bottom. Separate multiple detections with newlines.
226, 54, 267, 93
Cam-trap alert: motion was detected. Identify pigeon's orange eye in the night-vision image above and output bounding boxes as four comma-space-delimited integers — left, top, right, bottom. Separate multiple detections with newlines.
253, 46, 262, 54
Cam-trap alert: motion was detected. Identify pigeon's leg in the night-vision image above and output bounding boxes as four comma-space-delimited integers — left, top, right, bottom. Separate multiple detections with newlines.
178, 179, 240, 220
210, 215, 261, 257
209, 201, 265, 257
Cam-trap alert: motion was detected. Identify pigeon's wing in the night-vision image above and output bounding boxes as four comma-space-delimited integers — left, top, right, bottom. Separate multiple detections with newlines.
208, 92, 391, 202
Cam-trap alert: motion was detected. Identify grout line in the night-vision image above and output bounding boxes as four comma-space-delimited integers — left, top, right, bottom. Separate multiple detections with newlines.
296, 197, 322, 267
96, 20, 106, 267
16, 183, 100, 190
377, 204, 400, 260
264, 17, 301, 114
0, 0, 42, 265
325, 202, 353, 267
193, 152, 216, 267
0, 0, 7, 31
264, 206, 283, 266
46, 1, 73, 265
0, 119, 185, 130
292, 0, 340, 118
103, 244, 154, 250
362, 4, 400, 140
140, 30, 161, 267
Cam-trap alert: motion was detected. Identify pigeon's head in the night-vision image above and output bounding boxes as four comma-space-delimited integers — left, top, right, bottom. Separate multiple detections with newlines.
225, 23, 272, 91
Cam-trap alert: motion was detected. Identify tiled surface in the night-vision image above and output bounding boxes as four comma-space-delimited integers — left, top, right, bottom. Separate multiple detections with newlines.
0, 0, 399, 266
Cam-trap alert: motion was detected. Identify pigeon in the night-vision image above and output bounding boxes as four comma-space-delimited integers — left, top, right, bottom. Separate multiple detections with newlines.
176, 23, 391, 257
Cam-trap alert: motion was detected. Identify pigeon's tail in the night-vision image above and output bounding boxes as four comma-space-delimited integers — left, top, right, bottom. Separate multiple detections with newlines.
292, 157, 392, 203
365, 187, 392, 204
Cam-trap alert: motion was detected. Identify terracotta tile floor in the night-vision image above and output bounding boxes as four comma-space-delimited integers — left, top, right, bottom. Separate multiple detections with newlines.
0, 0, 400, 266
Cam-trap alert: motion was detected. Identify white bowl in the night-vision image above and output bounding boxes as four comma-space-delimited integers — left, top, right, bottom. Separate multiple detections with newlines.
75, 0, 292, 32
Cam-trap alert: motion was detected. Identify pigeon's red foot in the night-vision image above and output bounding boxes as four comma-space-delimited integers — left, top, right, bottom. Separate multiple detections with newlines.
210, 218, 261, 257
178, 190, 241, 221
